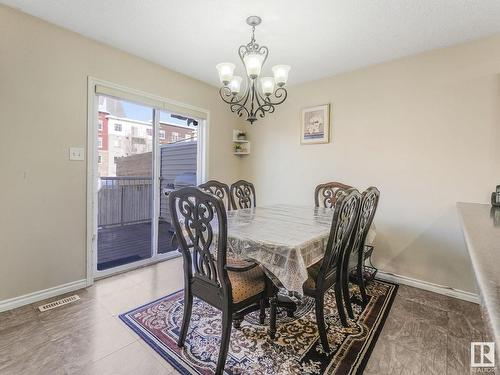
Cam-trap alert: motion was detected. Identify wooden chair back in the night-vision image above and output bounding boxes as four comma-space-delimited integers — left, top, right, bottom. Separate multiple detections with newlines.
199, 180, 232, 210
230, 180, 256, 209
169, 187, 231, 307
314, 181, 352, 208
316, 188, 361, 287
348, 186, 380, 257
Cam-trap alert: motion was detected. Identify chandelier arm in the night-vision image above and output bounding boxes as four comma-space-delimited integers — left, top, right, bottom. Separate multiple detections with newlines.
240, 75, 250, 101
258, 45, 269, 69
238, 45, 248, 65
254, 83, 265, 109
218, 86, 240, 105
234, 89, 251, 118
254, 91, 273, 118
254, 102, 274, 119
255, 87, 269, 107
239, 84, 251, 112
232, 93, 251, 118
254, 87, 288, 118
267, 87, 288, 105
233, 77, 252, 119
219, 86, 251, 118
254, 84, 275, 118
249, 81, 257, 118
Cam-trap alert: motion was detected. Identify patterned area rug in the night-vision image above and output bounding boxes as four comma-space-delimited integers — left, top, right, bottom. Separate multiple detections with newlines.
119, 280, 398, 374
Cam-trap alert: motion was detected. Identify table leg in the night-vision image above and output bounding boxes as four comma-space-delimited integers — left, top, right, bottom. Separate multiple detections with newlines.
269, 296, 277, 339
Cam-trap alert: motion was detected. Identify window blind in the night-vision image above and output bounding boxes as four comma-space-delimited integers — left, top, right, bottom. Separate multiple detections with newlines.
94, 84, 208, 120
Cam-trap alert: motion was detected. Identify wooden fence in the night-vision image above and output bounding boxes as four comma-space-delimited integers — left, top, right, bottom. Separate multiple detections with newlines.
159, 141, 197, 222
98, 140, 197, 227
98, 177, 153, 227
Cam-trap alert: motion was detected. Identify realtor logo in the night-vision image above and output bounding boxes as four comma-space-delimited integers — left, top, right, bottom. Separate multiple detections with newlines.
471, 342, 495, 368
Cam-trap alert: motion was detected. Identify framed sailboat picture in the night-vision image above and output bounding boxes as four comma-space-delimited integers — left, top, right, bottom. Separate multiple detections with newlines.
301, 104, 330, 144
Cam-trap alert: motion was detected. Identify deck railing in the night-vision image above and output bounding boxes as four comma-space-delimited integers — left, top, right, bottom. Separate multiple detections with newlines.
98, 177, 153, 228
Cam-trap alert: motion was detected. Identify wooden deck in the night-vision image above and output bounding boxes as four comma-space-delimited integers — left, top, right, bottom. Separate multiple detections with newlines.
97, 221, 177, 270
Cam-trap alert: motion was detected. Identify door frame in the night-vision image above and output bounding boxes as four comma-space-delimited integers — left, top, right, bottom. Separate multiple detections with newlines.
86, 77, 209, 285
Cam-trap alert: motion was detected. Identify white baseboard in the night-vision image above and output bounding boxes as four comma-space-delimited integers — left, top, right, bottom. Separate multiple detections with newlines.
0, 271, 480, 313
377, 270, 480, 304
0, 279, 88, 313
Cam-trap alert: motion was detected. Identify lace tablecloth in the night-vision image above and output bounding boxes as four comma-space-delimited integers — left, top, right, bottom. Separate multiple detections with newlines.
223, 204, 376, 294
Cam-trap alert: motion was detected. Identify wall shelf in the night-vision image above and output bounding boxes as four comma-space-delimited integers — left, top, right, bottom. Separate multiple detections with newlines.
233, 129, 250, 156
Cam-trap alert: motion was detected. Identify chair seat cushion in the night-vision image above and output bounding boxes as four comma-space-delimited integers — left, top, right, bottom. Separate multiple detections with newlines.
303, 260, 322, 290
228, 266, 265, 303
303, 260, 337, 292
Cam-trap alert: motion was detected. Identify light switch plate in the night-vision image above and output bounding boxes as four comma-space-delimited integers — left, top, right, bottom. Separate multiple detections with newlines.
69, 147, 85, 161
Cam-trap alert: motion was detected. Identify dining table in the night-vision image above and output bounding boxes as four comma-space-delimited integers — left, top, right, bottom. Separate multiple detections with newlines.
221, 204, 377, 295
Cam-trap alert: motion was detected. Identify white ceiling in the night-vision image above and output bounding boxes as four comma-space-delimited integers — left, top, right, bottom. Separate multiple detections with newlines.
3, 0, 500, 86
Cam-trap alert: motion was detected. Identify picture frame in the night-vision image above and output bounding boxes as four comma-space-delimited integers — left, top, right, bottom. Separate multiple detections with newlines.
300, 104, 330, 144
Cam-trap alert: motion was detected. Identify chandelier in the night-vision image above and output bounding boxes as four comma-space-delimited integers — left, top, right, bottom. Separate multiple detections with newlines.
216, 16, 290, 124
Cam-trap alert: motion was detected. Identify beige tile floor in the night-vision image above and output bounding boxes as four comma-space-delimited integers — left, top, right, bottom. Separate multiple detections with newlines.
0, 257, 487, 374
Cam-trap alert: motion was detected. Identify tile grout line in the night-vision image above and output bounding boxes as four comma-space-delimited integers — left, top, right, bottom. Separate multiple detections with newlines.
88, 340, 139, 366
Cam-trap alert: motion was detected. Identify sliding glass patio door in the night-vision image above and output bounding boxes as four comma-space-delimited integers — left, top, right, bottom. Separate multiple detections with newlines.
91, 85, 205, 278
157, 109, 199, 255
96, 96, 154, 271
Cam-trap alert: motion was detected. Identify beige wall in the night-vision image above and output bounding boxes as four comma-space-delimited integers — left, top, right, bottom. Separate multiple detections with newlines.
0, 5, 241, 300
242, 35, 500, 293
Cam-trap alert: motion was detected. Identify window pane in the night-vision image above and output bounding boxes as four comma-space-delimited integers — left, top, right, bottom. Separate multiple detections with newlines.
158, 110, 198, 254
97, 95, 154, 270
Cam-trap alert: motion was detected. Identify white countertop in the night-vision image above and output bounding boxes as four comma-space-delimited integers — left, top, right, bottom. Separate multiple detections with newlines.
457, 202, 500, 347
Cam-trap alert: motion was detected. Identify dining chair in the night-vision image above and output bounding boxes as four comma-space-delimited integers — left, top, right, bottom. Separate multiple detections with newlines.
169, 187, 270, 375
314, 181, 352, 208
341, 187, 380, 318
302, 188, 361, 352
199, 180, 232, 210
199, 180, 268, 329
230, 180, 256, 209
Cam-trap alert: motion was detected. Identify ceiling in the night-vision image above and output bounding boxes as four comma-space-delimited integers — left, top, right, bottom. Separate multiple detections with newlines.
3, 0, 500, 86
